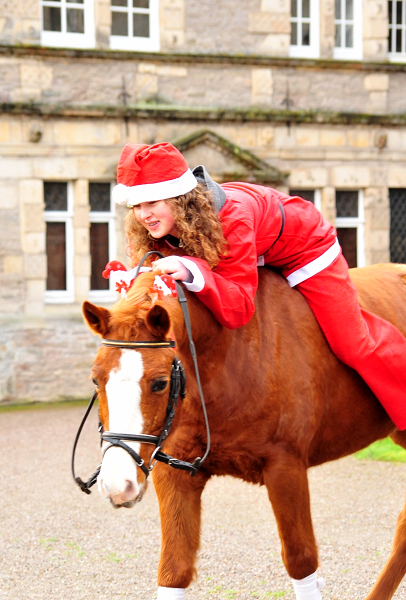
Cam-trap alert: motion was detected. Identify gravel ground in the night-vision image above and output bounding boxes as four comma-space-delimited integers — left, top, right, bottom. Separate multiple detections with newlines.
1, 403, 406, 600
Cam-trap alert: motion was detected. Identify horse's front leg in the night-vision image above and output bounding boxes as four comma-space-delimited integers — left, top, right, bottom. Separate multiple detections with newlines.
152, 464, 209, 600
263, 448, 324, 600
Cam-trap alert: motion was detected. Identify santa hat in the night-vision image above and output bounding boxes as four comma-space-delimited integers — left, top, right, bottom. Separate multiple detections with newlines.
112, 142, 198, 206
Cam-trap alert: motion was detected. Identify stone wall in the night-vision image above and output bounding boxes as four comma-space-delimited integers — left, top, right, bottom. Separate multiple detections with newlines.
0, 0, 391, 59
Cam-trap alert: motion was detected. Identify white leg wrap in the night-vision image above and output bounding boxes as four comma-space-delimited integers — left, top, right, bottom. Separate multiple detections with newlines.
157, 586, 185, 600
292, 572, 326, 600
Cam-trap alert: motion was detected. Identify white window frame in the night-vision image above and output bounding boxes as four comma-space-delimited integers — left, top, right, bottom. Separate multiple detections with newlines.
110, 0, 160, 52
313, 189, 322, 212
335, 189, 365, 267
333, 0, 363, 60
44, 182, 75, 304
40, 0, 95, 49
388, 0, 406, 62
88, 183, 118, 304
289, 0, 320, 59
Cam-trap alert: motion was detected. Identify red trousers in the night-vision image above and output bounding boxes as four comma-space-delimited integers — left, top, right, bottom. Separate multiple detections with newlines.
297, 254, 406, 430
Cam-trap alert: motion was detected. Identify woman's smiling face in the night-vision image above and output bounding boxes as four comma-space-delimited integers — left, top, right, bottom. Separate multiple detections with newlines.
132, 200, 179, 239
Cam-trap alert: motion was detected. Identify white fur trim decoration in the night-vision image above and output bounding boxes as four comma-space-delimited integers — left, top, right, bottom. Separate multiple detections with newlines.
291, 572, 324, 600
176, 257, 205, 292
286, 238, 340, 288
113, 169, 198, 206
157, 586, 185, 600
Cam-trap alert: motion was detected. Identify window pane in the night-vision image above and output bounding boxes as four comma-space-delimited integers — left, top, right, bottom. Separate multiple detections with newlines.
44, 182, 68, 211
335, 0, 341, 19
133, 12, 149, 37
302, 0, 310, 18
90, 223, 110, 290
390, 188, 406, 262
291, 0, 297, 17
67, 8, 84, 33
302, 22, 310, 45
89, 183, 111, 212
67, 0, 84, 3
396, 1, 403, 24
46, 222, 66, 290
289, 189, 315, 203
337, 228, 357, 268
290, 21, 297, 44
389, 1, 393, 24
133, 0, 149, 6
112, 0, 128, 5
336, 190, 358, 217
335, 23, 341, 47
345, 23, 353, 47
112, 11, 128, 35
345, 0, 353, 20
43, 6, 61, 31
396, 27, 402, 52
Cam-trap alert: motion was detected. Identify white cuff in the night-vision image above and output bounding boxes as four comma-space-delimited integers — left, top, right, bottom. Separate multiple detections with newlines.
286, 238, 340, 288
176, 257, 205, 292
157, 587, 185, 600
292, 572, 324, 600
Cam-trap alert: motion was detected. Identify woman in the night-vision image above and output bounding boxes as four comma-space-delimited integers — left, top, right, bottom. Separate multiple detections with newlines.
113, 141, 406, 431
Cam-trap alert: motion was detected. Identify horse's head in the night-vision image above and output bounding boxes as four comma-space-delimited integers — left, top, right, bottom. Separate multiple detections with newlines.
82, 273, 180, 509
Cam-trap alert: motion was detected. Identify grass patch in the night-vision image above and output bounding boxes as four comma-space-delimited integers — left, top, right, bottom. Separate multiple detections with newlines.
354, 437, 406, 463
0, 398, 92, 413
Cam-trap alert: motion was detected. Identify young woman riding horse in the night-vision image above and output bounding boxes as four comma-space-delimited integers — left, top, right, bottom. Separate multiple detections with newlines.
110, 141, 406, 600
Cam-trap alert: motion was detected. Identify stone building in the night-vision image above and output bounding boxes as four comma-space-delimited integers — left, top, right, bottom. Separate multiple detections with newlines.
1, 0, 406, 402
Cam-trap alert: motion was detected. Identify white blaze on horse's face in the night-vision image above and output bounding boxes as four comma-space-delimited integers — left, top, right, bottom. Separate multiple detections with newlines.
98, 349, 146, 508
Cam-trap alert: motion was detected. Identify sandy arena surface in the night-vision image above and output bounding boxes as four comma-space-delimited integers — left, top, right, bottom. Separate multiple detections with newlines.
1, 402, 406, 600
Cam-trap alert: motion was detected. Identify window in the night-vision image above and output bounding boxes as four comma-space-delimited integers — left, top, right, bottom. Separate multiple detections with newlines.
44, 182, 75, 303
289, 189, 322, 212
289, 0, 320, 58
110, 0, 160, 52
88, 183, 117, 303
333, 0, 363, 60
388, 1, 406, 60
335, 190, 365, 268
389, 189, 406, 262
41, 0, 95, 49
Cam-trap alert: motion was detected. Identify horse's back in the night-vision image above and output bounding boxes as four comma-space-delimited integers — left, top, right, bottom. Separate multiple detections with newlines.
350, 263, 406, 335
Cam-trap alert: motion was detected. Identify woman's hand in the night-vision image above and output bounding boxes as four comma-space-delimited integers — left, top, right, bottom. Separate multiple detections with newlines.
151, 257, 188, 281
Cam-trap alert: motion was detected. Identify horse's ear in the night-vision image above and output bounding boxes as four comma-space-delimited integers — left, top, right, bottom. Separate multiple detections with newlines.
82, 301, 111, 337
145, 304, 171, 338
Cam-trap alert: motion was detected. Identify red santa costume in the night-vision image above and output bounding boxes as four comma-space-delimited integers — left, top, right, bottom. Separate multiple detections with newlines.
113, 142, 406, 431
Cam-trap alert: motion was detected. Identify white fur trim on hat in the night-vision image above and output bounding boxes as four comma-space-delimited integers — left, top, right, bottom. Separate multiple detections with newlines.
113, 169, 198, 206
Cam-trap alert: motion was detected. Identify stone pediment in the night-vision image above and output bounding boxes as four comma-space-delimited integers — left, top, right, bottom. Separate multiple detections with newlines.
172, 129, 287, 185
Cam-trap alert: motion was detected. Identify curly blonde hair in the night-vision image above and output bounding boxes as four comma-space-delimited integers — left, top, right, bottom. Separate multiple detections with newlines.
124, 183, 228, 268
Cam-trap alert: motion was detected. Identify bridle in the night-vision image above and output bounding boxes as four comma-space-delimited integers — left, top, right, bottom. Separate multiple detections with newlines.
71, 252, 211, 494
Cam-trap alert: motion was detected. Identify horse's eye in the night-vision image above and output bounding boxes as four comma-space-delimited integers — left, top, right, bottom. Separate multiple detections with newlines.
151, 379, 168, 393
92, 377, 100, 389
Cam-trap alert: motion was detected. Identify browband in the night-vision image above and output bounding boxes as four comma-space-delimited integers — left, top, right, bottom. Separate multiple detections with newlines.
101, 339, 176, 349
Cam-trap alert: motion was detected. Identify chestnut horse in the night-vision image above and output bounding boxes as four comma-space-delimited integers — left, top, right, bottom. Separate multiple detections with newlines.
82, 264, 406, 600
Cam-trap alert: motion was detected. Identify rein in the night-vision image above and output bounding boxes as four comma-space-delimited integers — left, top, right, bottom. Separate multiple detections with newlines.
72, 251, 211, 494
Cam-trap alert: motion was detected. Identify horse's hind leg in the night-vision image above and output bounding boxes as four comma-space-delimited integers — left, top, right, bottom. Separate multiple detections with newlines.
365, 492, 406, 600
263, 448, 321, 596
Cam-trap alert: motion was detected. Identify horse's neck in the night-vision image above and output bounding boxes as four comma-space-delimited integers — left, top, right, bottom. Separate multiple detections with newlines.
171, 292, 225, 359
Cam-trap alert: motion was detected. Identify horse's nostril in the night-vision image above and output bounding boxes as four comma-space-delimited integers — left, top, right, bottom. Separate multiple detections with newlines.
124, 479, 136, 500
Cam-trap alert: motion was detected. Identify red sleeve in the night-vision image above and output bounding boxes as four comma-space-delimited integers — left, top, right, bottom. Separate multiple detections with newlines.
182, 216, 259, 329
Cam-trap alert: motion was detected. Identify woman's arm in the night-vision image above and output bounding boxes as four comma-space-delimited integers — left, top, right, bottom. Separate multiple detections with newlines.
152, 220, 259, 329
